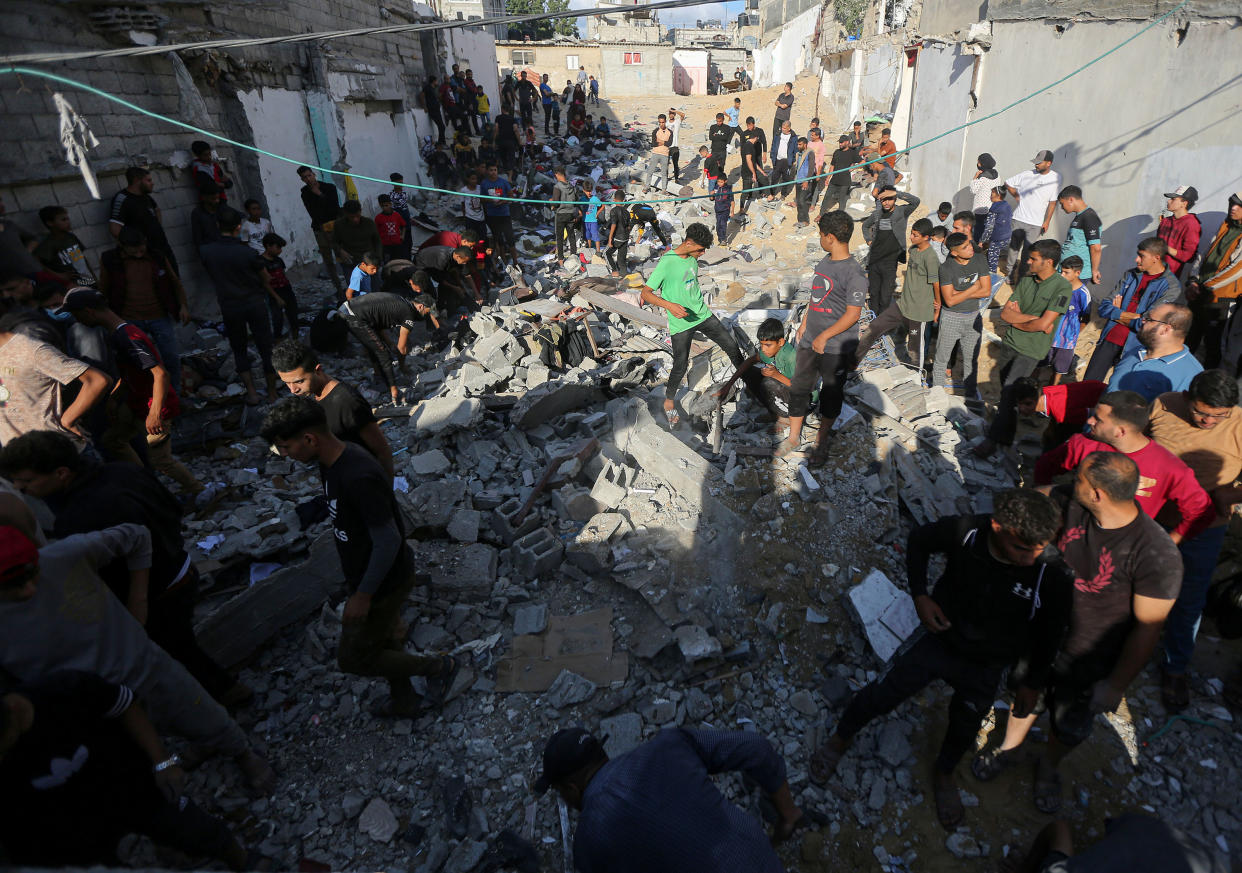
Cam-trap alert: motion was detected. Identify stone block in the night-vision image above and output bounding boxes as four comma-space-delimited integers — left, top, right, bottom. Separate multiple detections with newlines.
511, 527, 564, 580
358, 798, 398, 843
551, 485, 599, 522
541, 669, 596, 707
598, 712, 643, 756
432, 543, 498, 600
578, 411, 612, 438
404, 479, 467, 530
409, 449, 451, 476
589, 460, 631, 509
674, 625, 722, 661
513, 603, 549, 635
492, 496, 540, 545
610, 398, 720, 510
446, 509, 481, 543
409, 397, 483, 436
511, 382, 606, 430
565, 512, 631, 574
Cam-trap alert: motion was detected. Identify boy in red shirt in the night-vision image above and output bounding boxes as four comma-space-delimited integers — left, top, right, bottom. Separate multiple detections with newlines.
375, 195, 409, 263
190, 140, 232, 203
261, 233, 299, 339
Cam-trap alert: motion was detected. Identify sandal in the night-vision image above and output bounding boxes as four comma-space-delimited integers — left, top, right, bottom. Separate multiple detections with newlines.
1033, 757, 1063, 814
425, 654, 461, 703
932, 778, 964, 830
970, 745, 1021, 782
806, 440, 833, 468
808, 739, 845, 785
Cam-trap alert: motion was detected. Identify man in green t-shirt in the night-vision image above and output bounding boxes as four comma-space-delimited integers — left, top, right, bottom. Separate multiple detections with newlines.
639, 223, 749, 425
975, 238, 1073, 457
855, 217, 941, 375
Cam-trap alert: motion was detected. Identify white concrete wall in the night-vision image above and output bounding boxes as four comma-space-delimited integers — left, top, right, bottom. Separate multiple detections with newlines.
958, 17, 1242, 286
903, 40, 976, 210
753, 5, 820, 87
858, 43, 902, 116
235, 88, 324, 269
237, 88, 427, 270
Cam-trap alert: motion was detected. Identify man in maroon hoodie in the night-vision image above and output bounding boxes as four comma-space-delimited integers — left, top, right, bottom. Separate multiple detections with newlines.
1157, 185, 1202, 280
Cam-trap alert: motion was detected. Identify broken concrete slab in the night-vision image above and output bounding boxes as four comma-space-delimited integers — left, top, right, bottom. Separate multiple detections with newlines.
196, 533, 340, 668
846, 569, 921, 662
551, 485, 599, 522
430, 543, 498, 600
410, 397, 484, 436
511, 381, 607, 430
446, 509, 481, 543
610, 397, 721, 511
513, 603, 549, 636
598, 712, 643, 757
409, 449, 451, 477
565, 511, 633, 574
674, 624, 723, 661
403, 479, 467, 530
541, 669, 596, 708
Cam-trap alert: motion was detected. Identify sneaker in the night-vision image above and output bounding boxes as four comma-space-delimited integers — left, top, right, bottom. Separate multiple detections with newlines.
424, 654, 461, 703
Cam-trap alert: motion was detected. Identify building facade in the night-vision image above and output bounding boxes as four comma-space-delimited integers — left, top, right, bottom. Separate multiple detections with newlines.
0, 0, 493, 311
496, 40, 673, 97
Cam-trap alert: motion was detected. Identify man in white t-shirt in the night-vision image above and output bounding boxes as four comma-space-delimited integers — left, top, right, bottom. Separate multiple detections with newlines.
459, 169, 487, 239
666, 108, 685, 183
1004, 149, 1061, 283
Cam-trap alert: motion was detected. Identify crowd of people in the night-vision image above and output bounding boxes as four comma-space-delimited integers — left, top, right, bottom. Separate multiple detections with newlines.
1, 69, 1240, 872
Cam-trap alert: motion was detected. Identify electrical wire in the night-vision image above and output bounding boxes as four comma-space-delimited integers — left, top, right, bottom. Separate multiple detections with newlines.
0, 0, 723, 66
0, 0, 1189, 207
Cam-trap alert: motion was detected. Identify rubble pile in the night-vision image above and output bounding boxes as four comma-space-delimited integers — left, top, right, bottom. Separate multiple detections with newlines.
120, 125, 1238, 873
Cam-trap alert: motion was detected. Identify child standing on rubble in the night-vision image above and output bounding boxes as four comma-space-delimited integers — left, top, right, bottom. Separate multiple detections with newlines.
583, 179, 603, 257
713, 178, 735, 248
605, 190, 631, 278
638, 222, 751, 427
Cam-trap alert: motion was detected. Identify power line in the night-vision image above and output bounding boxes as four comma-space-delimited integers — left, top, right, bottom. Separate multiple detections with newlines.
1, 0, 727, 66
0, 0, 1190, 207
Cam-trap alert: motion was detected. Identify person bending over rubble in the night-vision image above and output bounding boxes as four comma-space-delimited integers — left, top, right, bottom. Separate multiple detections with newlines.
271, 339, 395, 481
808, 488, 1071, 830
261, 397, 460, 718
0, 522, 275, 793
639, 223, 749, 427
338, 290, 432, 405
775, 211, 865, 466
715, 316, 797, 425
533, 726, 804, 873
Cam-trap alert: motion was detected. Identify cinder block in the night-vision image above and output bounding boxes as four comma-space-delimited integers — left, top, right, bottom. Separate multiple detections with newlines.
511, 527, 564, 580
551, 485, 598, 522
491, 496, 540, 545
579, 411, 613, 438
589, 459, 631, 509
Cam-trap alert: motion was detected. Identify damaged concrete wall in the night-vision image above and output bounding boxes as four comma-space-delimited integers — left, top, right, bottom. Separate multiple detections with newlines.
754, 3, 823, 87
919, 0, 989, 34
597, 45, 676, 96
0, 0, 474, 311
817, 41, 903, 128
903, 40, 976, 203
947, 16, 1242, 287
988, 0, 1241, 20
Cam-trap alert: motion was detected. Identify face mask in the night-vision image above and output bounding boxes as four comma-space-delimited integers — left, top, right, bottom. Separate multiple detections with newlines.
45, 308, 74, 322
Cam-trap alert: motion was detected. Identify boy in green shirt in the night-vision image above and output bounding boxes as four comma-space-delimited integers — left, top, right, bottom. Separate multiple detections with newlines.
855, 217, 941, 376
715, 317, 801, 422
975, 238, 1073, 457
639, 222, 749, 425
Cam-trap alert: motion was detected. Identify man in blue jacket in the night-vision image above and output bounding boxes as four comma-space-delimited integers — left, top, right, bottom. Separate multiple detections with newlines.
768, 120, 798, 202
1084, 238, 1184, 382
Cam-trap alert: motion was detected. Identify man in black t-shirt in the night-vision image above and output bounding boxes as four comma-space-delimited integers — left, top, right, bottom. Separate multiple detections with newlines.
809, 489, 1070, 830
605, 190, 632, 277
739, 118, 768, 213
707, 112, 734, 165
820, 136, 860, 215
271, 339, 394, 480
261, 398, 460, 718
0, 670, 250, 869
771, 81, 794, 143
297, 166, 344, 293
861, 185, 922, 314
338, 291, 434, 404
108, 167, 178, 276
973, 452, 1182, 814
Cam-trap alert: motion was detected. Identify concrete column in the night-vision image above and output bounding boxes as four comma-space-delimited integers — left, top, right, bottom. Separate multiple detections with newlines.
848, 48, 863, 122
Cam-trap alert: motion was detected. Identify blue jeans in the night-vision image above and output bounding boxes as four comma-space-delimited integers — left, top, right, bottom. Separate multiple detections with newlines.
1164, 524, 1227, 674
131, 316, 181, 393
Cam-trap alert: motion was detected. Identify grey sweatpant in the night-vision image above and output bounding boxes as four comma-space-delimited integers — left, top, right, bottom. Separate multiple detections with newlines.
932, 309, 982, 391
139, 646, 249, 757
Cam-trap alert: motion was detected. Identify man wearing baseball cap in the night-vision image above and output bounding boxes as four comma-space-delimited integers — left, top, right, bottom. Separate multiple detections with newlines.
533, 726, 803, 872
1003, 149, 1061, 283
1158, 185, 1202, 279
1193, 191, 1242, 370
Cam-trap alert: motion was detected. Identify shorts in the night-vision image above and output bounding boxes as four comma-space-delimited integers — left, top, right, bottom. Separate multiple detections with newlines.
486, 215, 516, 246
1046, 346, 1076, 375
583, 221, 601, 242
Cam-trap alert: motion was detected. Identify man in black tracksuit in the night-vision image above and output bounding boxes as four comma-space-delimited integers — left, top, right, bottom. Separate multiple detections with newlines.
808, 488, 1072, 829
861, 186, 921, 314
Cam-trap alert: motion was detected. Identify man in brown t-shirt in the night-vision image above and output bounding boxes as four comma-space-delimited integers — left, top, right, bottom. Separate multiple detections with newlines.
0, 330, 111, 449
1147, 370, 1242, 709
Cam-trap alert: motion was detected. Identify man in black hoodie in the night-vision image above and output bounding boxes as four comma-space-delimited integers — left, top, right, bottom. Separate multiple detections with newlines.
861, 186, 921, 314
807, 488, 1071, 830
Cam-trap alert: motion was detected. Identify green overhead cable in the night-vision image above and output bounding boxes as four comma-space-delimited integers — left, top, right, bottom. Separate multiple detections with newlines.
0, 0, 1190, 207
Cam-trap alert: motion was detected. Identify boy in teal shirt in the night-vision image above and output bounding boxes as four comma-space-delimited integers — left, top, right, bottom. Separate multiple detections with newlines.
639, 222, 749, 425
716, 317, 808, 422
583, 179, 603, 256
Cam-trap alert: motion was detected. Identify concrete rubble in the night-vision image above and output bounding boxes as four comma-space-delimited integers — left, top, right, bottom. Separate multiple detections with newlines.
133, 120, 1235, 873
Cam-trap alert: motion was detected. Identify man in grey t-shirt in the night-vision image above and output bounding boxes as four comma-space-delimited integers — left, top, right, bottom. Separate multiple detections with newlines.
776, 212, 866, 466
933, 233, 991, 395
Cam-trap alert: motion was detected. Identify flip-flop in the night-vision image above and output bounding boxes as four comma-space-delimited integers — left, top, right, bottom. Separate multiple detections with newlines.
970, 746, 1021, 782
932, 779, 965, 829
808, 740, 844, 785
1033, 758, 1063, 814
